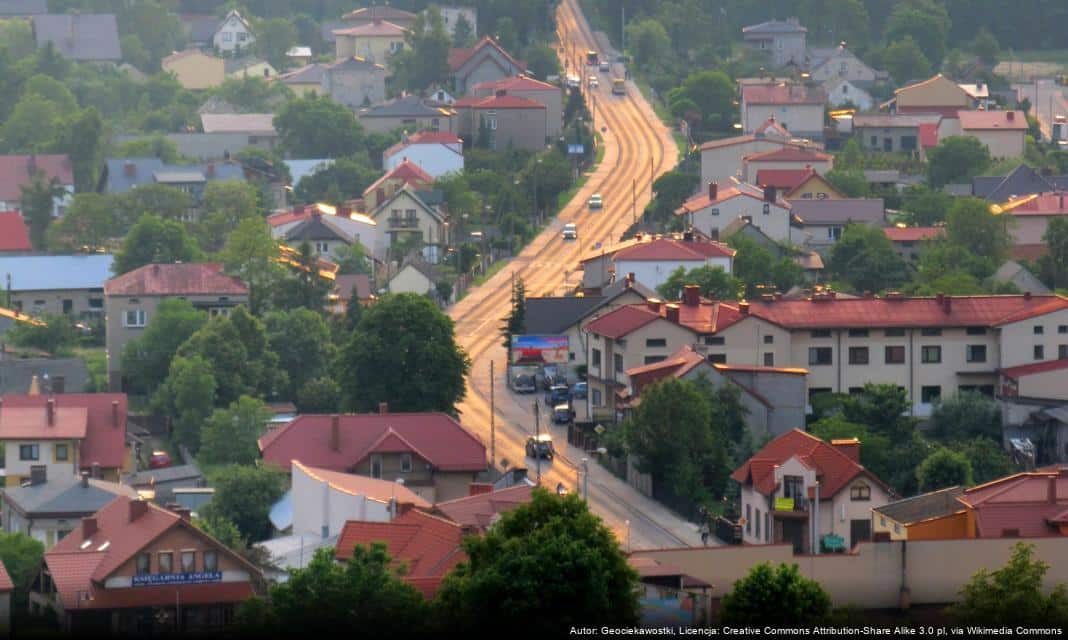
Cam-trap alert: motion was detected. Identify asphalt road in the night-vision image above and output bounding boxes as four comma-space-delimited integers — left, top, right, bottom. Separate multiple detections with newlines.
446, 0, 706, 550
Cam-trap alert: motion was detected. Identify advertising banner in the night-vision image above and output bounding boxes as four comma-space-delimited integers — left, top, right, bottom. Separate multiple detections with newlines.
132, 571, 223, 587
510, 335, 569, 365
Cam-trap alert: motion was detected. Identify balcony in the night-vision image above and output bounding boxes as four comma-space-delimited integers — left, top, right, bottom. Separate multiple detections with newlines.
773, 496, 810, 517
388, 217, 419, 229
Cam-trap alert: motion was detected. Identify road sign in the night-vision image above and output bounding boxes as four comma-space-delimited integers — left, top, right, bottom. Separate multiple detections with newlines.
568, 144, 585, 155
594, 424, 605, 435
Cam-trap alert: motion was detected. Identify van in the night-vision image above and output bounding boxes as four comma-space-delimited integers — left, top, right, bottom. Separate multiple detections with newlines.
562, 223, 577, 240
612, 78, 626, 95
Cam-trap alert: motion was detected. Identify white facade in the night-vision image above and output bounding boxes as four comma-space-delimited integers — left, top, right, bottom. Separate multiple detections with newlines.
384, 143, 464, 179
213, 11, 254, 54
290, 463, 392, 539
810, 48, 878, 87
742, 103, 824, 139
389, 263, 434, 295
825, 79, 873, 111
700, 138, 790, 186
685, 194, 795, 245
437, 6, 477, 38
2, 440, 79, 488
614, 256, 733, 292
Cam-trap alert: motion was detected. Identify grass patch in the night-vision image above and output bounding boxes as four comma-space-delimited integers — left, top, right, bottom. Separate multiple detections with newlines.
72, 346, 107, 392
472, 259, 509, 287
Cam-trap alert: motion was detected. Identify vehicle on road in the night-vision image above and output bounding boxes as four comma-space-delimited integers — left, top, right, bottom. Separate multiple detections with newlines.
510, 374, 536, 393
149, 451, 172, 469
571, 381, 588, 399
599, 61, 610, 72
612, 78, 626, 95
566, 74, 580, 89
545, 384, 570, 406
586, 50, 599, 66
526, 434, 555, 459
588, 193, 603, 209
562, 222, 577, 240
588, 75, 599, 89
553, 403, 575, 424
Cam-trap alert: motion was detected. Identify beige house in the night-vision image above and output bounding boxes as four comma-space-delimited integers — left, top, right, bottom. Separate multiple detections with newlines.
370, 186, 446, 251
472, 75, 563, 138
225, 56, 276, 80
277, 57, 387, 108
161, 49, 225, 90
871, 486, 964, 541
741, 146, 832, 183
951, 110, 1028, 159
890, 73, 973, 117
103, 263, 249, 391
213, 9, 254, 54
808, 45, 881, 87
740, 82, 826, 141
675, 181, 798, 245
333, 19, 408, 66
455, 92, 548, 151
699, 134, 824, 187
388, 260, 435, 296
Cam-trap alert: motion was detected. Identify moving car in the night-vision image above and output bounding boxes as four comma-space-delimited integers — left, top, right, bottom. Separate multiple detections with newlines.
612, 78, 626, 95
586, 50, 599, 66
553, 403, 575, 424
599, 61, 610, 72
588, 75, 599, 89
566, 74, 581, 89
545, 384, 570, 406
148, 451, 172, 469
562, 222, 577, 240
526, 434, 555, 459
510, 374, 536, 393
588, 193, 603, 210
571, 381, 588, 399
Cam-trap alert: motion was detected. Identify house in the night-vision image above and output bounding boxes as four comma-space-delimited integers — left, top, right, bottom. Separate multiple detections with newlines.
951, 110, 1028, 159
0, 254, 114, 319
285, 46, 312, 66
1, 472, 137, 548
790, 198, 886, 250
907, 469, 1068, 540
180, 14, 220, 48
719, 216, 824, 279
371, 187, 446, 259
621, 343, 808, 441
611, 236, 736, 292
0, 360, 90, 396
340, 5, 417, 31
103, 263, 250, 391
473, 75, 563, 138
437, 6, 477, 38
0, 212, 31, 253
335, 508, 465, 598
102, 158, 245, 219
333, 19, 408, 65
114, 132, 266, 161
740, 83, 825, 140
741, 146, 832, 183
675, 182, 798, 245
268, 203, 381, 261
872, 486, 964, 541
757, 168, 843, 201
883, 226, 946, 262
213, 9, 254, 54
331, 274, 376, 314
852, 113, 941, 156
0, 393, 132, 485
388, 258, 437, 296
32, 14, 121, 63
455, 92, 548, 151
731, 429, 893, 551
824, 78, 873, 111
257, 407, 487, 503
223, 55, 276, 80
991, 261, 1050, 295
973, 164, 1068, 202
808, 44, 882, 88
357, 94, 457, 135
699, 134, 824, 187
449, 35, 526, 95
432, 484, 533, 532
991, 192, 1068, 258
363, 160, 435, 210
161, 49, 225, 91
0, 154, 74, 217
629, 555, 713, 627
30, 496, 262, 634
1000, 358, 1068, 405
383, 131, 464, 178
199, 113, 278, 149
740, 18, 807, 68
314, 56, 388, 108
0, 0, 46, 16
121, 464, 205, 506
887, 74, 974, 117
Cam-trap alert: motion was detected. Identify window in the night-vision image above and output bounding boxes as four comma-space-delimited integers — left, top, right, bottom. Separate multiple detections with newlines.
158, 552, 173, 574
1034, 325, 1045, 335
763, 203, 770, 215
808, 388, 833, 401
591, 349, 601, 368
400, 453, 412, 473
885, 346, 905, 364
222, 32, 233, 42
848, 347, 869, 365
390, 41, 403, 53
763, 335, 774, 344
704, 336, 725, 346
237, 32, 247, 42
811, 329, 831, 338
763, 352, 774, 366
901, 135, 917, 151
1059, 325, 1067, 334
745, 504, 751, 533
966, 327, 987, 336
894, 523, 901, 534
591, 389, 602, 406
1034, 345, 1045, 360
848, 329, 869, 338
488, 117, 497, 130
645, 338, 666, 348
315, 242, 329, 253
755, 509, 761, 538
181, 551, 195, 573
966, 345, 987, 363
707, 354, 726, 364
783, 475, 804, 500
850, 483, 871, 501
880, 516, 886, 527
870, 135, 878, 147
921, 328, 942, 336
921, 345, 941, 363
848, 386, 864, 395
809, 347, 832, 365
643, 355, 667, 365
828, 226, 843, 240
885, 328, 905, 337
19, 444, 38, 461
54, 444, 69, 461
921, 385, 941, 403
370, 455, 383, 479
89, 297, 103, 310
203, 550, 218, 573
710, 208, 720, 216
614, 353, 623, 373
123, 309, 147, 328
1060, 345, 1068, 359
136, 553, 150, 576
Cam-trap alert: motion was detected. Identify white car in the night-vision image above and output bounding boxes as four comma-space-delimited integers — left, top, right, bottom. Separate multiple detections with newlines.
588, 194, 603, 210
588, 75, 599, 89
562, 223, 577, 240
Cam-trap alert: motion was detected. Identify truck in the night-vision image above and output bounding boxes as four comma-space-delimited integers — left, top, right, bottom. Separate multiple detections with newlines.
586, 50, 599, 66
611, 78, 626, 95
1053, 115, 1068, 146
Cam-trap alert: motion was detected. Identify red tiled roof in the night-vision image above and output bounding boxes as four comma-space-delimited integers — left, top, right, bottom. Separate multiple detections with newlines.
435, 484, 534, 530
584, 304, 662, 339
958, 470, 1068, 537
2, 394, 127, 469
104, 263, 248, 297
362, 160, 434, 198
404, 130, 463, 146
675, 186, 787, 215
333, 19, 408, 37
448, 36, 525, 73
1000, 358, 1068, 380
918, 122, 939, 148
959, 110, 1027, 131
999, 192, 1068, 215
1011, 244, 1048, 261
624, 345, 707, 397
711, 363, 807, 375
741, 84, 824, 105
0, 560, 13, 592
454, 94, 545, 110
0, 212, 32, 252
613, 238, 735, 262
258, 413, 486, 473
754, 116, 791, 137
756, 168, 815, 191
744, 147, 832, 163
699, 135, 757, 150
335, 274, 373, 302
585, 299, 747, 339
0, 155, 73, 201
0, 406, 87, 440
883, 226, 946, 242
472, 75, 557, 92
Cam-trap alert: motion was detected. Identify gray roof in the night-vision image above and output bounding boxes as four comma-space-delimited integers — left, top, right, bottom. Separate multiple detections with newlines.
278, 63, 327, 85
0, 0, 46, 15
525, 296, 607, 335
104, 157, 163, 193
791, 198, 885, 225
33, 13, 121, 61
863, 170, 901, 184
123, 463, 203, 487
329, 56, 383, 72
2, 475, 136, 516
0, 254, 114, 292
0, 358, 90, 395
183, 14, 218, 43
742, 19, 807, 35
105, 158, 244, 193
285, 215, 347, 242
991, 261, 1051, 294
360, 95, 445, 119
873, 486, 964, 525
972, 164, 1068, 202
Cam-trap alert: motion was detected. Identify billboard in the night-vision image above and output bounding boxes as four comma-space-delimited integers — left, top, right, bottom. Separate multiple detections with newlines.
510, 335, 569, 365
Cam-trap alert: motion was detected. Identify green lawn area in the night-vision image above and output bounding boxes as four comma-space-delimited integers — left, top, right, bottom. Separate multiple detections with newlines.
72, 346, 107, 392
471, 259, 509, 287
632, 76, 688, 161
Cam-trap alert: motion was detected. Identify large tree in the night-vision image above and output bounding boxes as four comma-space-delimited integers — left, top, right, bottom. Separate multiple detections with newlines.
945, 197, 1011, 262
657, 265, 740, 301
273, 241, 333, 313
45, 192, 115, 252
264, 308, 335, 400
390, 6, 451, 92
157, 355, 217, 453
336, 293, 470, 413
884, 0, 951, 67
927, 137, 992, 189
198, 396, 271, 467
666, 70, 736, 132
113, 213, 204, 275
19, 171, 66, 250
720, 562, 831, 626
274, 95, 365, 158
916, 447, 974, 492
114, 184, 193, 230
500, 277, 526, 352
827, 224, 909, 294
219, 217, 283, 316
1041, 216, 1068, 290
881, 36, 932, 85
198, 181, 262, 252
200, 465, 286, 543
927, 391, 1002, 443
0, 532, 44, 615
121, 298, 208, 396
952, 542, 1068, 627
177, 306, 283, 405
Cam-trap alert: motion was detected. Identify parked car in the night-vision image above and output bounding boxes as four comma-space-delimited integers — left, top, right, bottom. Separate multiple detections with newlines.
553, 403, 575, 424
526, 434, 555, 459
148, 451, 172, 469
588, 193, 603, 209
566, 74, 580, 89
545, 384, 570, 406
511, 374, 536, 393
562, 222, 577, 240
571, 381, 588, 399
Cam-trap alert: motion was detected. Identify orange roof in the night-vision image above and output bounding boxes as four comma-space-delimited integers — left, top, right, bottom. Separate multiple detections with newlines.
333, 19, 408, 37
585, 299, 747, 339
712, 363, 807, 375
453, 94, 545, 110
0, 560, 12, 592
104, 263, 248, 296
624, 344, 708, 398
996, 192, 1068, 216
3, 393, 128, 470
883, 226, 946, 242
0, 405, 87, 440
448, 35, 525, 73
362, 160, 434, 198
959, 110, 1027, 131
754, 115, 791, 137
473, 75, 557, 92
1000, 358, 1068, 380
957, 469, 1068, 538
0, 211, 32, 252
613, 237, 735, 262
918, 122, 939, 148
675, 186, 787, 215
756, 168, 815, 191
745, 147, 831, 163
435, 485, 534, 530
292, 460, 432, 508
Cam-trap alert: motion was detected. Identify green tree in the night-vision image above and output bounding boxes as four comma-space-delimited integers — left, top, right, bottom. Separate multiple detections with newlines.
884, 0, 951, 67
19, 170, 66, 250
336, 293, 470, 413
928, 137, 992, 189
255, 18, 297, 70
211, 75, 294, 113
0, 532, 45, 614
389, 6, 451, 92
293, 156, 379, 204
335, 242, 371, 275
900, 185, 953, 226
882, 36, 933, 85
946, 197, 1011, 261
952, 542, 1068, 627
158, 355, 217, 453
435, 488, 639, 633
2, 95, 61, 151
841, 383, 912, 439
647, 169, 700, 222
828, 224, 909, 293
625, 18, 670, 73
56, 107, 105, 193
721, 563, 831, 626
971, 27, 1000, 66
115, 135, 181, 161
275, 94, 365, 158
5, 314, 75, 355
264, 308, 334, 400
667, 70, 735, 132
501, 277, 527, 352
113, 213, 204, 275
825, 168, 869, 198
121, 298, 208, 395
452, 13, 475, 48
295, 377, 341, 413
200, 464, 286, 543
927, 391, 1001, 443
114, 184, 195, 231
198, 396, 270, 467
917, 447, 974, 492
46, 192, 115, 252
1042, 216, 1068, 290
955, 437, 1017, 485
199, 181, 262, 252
729, 236, 803, 297
657, 265, 740, 301
810, 415, 895, 490
219, 217, 283, 316
274, 241, 333, 313
522, 43, 560, 81
492, 17, 518, 52
178, 306, 283, 405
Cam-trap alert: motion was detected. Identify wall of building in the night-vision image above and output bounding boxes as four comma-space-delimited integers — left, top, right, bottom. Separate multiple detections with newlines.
687, 197, 794, 245
1009, 215, 1051, 245
10, 288, 104, 319
743, 157, 833, 183
1016, 368, 1068, 401
856, 127, 920, 154
896, 81, 970, 110
812, 54, 876, 86
485, 107, 548, 151
906, 511, 969, 540
458, 58, 513, 95
2, 440, 79, 488
700, 139, 783, 186
613, 259, 710, 292
291, 465, 391, 539
359, 113, 456, 135
969, 130, 1026, 159
335, 35, 402, 66
389, 265, 433, 295
826, 82, 873, 110
105, 522, 251, 587
325, 67, 386, 109
384, 145, 464, 178
507, 89, 564, 139
163, 54, 225, 90
1000, 309, 1068, 368
743, 104, 824, 138
374, 190, 444, 248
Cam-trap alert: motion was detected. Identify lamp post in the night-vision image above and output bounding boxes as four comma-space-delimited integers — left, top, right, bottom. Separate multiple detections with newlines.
482, 204, 491, 272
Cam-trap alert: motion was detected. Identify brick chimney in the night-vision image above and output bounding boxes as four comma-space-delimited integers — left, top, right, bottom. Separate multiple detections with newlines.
124, 161, 137, 177
81, 517, 97, 539
468, 482, 493, 496
167, 503, 192, 521
129, 498, 148, 522
831, 438, 861, 463
112, 400, 119, 428
646, 298, 662, 313
46, 398, 55, 426
739, 301, 750, 315
330, 414, 340, 452
1007, 111, 1015, 121
708, 181, 718, 200
683, 284, 701, 307
379, 402, 389, 414
763, 186, 777, 203
1049, 474, 1058, 503
395, 502, 415, 517
665, 303, 680, 323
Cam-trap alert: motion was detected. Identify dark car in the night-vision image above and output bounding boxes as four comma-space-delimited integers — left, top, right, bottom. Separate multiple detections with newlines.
545, 384, 570, 406
571, 382, 588, 399
526, 434, 555, 459
511, 374, 536, 393
553, 403, 575, 424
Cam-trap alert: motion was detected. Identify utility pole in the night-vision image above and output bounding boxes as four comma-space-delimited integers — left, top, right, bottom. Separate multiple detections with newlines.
631, 178, 637, 223
533, 399, 541, 485
490, 359, 496, 479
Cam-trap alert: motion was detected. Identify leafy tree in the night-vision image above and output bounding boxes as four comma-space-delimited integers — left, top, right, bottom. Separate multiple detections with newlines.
119, 0, 184, 70
295, 377, 341, 413
952, 542, 1068, 627
955, 437, 1017, 485
293, 156, 379, 204
884, 0, 951, 67
452, 13, 475, 48
501, 277, 527, 352
647, 169, 700, 223
198, 396, 271, 466
492, 17, 518, 52
435, 488, 639, 633
667, 70, 735, 132
219, 217, 283, 316
265, 308, 335, 400
828, 224, 909, 293
113, 214, 204, 275
57, 107, 105, 192
178, 306, 283, 405
2, 95, 61, 151
971, 28, 1000, 66
390, 6, 451, 92
45, 192, 114, 252
200, 465, 286, 543
841, 383, 912, 439
810, 415, 895, 489
113, 184, 194, 231
928, 137, 992, 189
927, 391, 1001, 442
917, 447, 974, 492
121, 298, 208, 395
657, 265, 740, 301
5, 314, 75, 355
255, 18, 296, 70
522, 44, 560, 81
0, 532, 45, 614
336, 293, 470, 413
721, 563, 831, 626
728, 236, 803, 297
900, 185, 953, 226
945, 197, 1011, 262
121, 34, 151, 71
199, 181, 262, 252
158, 355, 217, 453
274, 241, 333, 313
211, 75, 294, 113
275, 95, 365, 158
626, 18, 670, 73
335, 242, 371, 275
19, 171, 66, 250
0, 18, 35, 61
911, 241, 998, 292
1041, 216, 1068, 290
882, 36, 932, 85
825, 169, 869, 198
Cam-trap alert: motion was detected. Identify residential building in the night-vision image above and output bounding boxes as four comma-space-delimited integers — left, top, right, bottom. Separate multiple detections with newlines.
449, 35, 526, 95
335, 509, 465, 598
611, 236, 736, 292
223, 55, 276, 80
883, 226, 946, 262
331, 274, 376, 314
102, 158, 245, 220
455, 92, 548, 151
853, 114, 941, 156
807, 44, 882, 88
0, 393, 132, 485
472, 75, 563, 138
286, 46, 313, 66
333, 19, 409, 65
113, 132, 267, 161
0, 0, 46, 16
212, 9, 254, 54
950, 110, 1028, 158
0, 154, 74, 217
383, 131, 464, 178
757, 168, 844, 201
991, 192, 1068, 258
340, 5, 417, 31
357, 94, 457, 135
675, 182, 798, 245
872, 486, 964, 541
888, 74, 974, 117
0, 212, 32, 254
629, 555, 712, 627
161, 50, 225, 90
0, 360, 90, 396
103, 263, 249, 391
908, 469, 1068, 540
719, 216, 825, 280
31, 496, 262, 634
731, 429, 893, 551
824, 78, 873, 111
973, 164, 1068, 202
741, 146, 833, 183
388, 256, 438, 297
371, 185, 446, 257
32, 14, 121, 63
699, 134, 824, 187
268, 203, 381, 261
740, 83, 825, 140
121, 464, 205, 506
316, 56, 388, 108
1000, 358, 1068, 405
1, 472, 137, 548
791, 198, 886, 250
0, 254, 114, 319
432, 484, 533, 532
740, 18, 807, 68
437, 6, 477, 38
180, 14, 220, 49
363, 160, 435, 210
199, 113, 278, 149
991, 261, 1050, 295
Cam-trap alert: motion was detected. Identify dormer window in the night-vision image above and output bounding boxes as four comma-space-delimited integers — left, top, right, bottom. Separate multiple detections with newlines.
850, 483, 871, 501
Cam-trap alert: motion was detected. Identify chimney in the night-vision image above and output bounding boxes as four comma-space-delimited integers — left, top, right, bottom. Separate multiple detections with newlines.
81, 471, 89, 488
683, 285, 701, 307
468, 482, 493, 496
665, 303, 680, 323
206, 162, 216, 178
935, 292, 945, 306
1007, 111, 1015, 121
1049, 475, 1057, 504
739, 301, 750, 315
379, 402, 389, 414
495, 89, 507, 98
112, 400, 119, 428
46, 398, 55, 426
831, 438, 861, 463
167, 504, 191, 521
330, 414, 340, 452
53, 376, 65, 394
708, 181, 718, 200
395, 502, 415, 517
81, 517, 97, 539
91, 462, 101, 479
942, 294, 952, 313
30, 466, 46, 486
129, 498, 149, 522
1024, 291, 1032, 300
646, 298, 662, 313
764, 186, 777, 203
124, 161, 136, 177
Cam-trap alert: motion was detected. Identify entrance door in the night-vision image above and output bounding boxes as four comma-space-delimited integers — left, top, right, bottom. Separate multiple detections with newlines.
850, 519, 872, 547
782, 519, 804, 554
